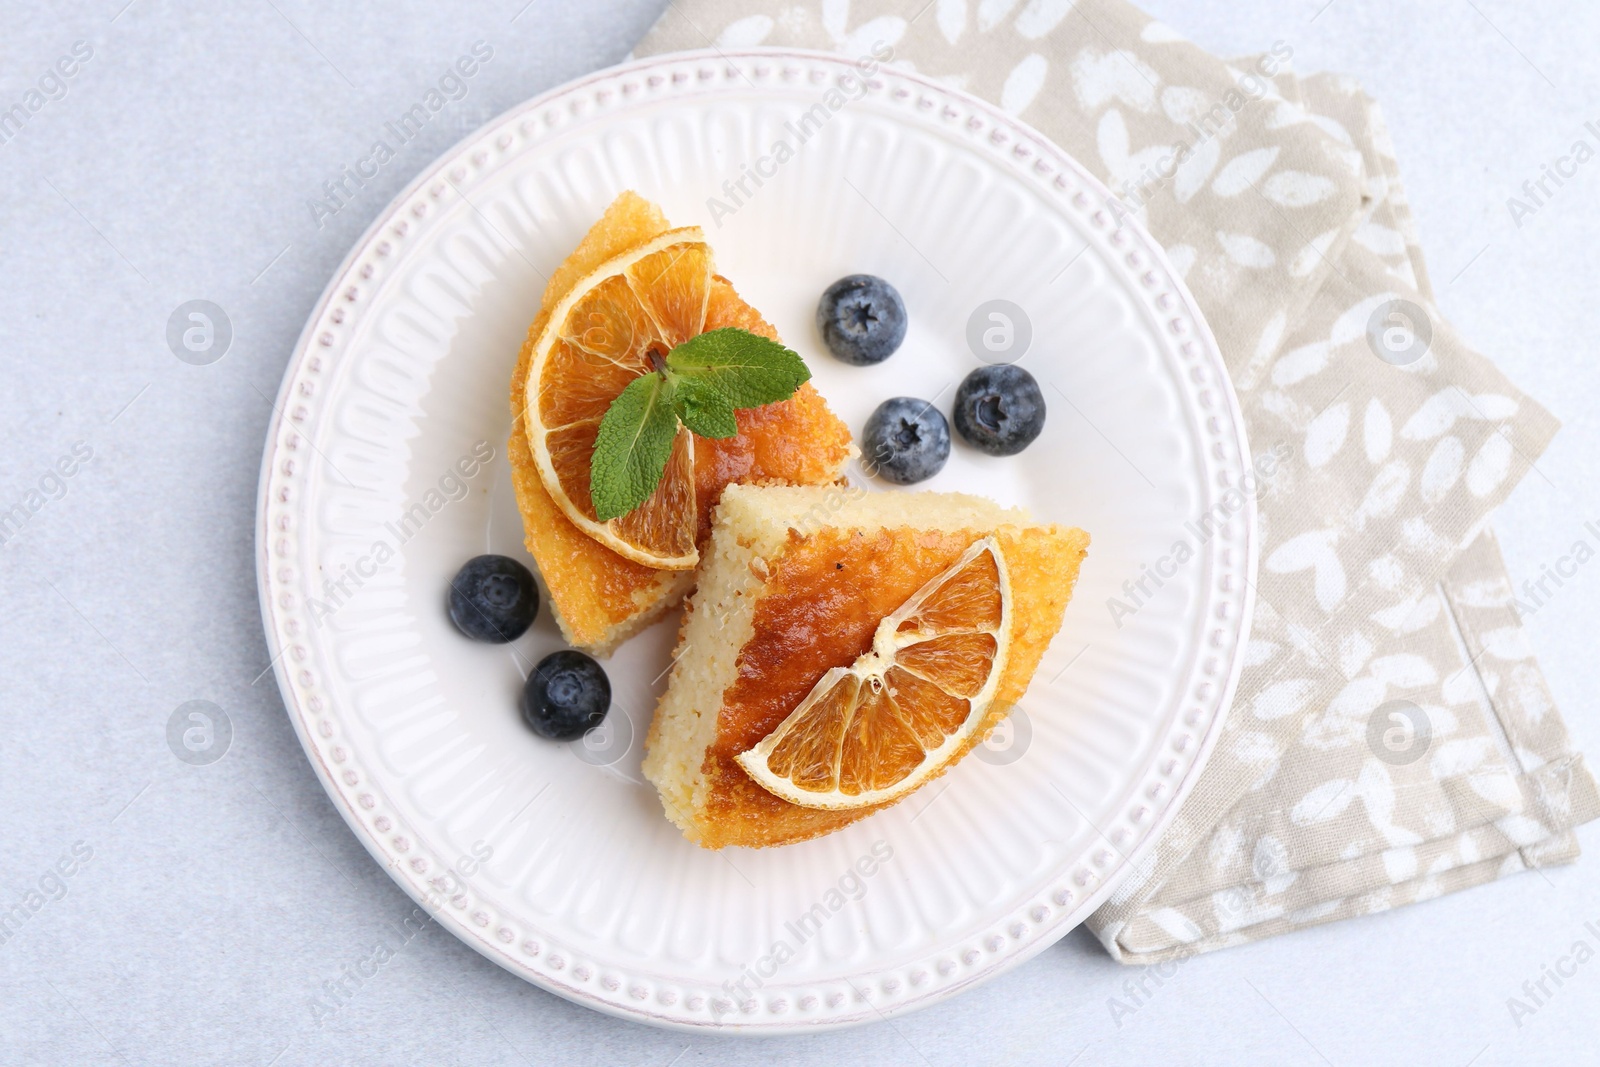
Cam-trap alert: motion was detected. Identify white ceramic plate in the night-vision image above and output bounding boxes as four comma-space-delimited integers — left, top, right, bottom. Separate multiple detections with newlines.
257, 49, 1255, 1033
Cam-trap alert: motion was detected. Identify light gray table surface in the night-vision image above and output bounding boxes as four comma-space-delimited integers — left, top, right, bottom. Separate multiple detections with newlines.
2, 2, 1596, 1064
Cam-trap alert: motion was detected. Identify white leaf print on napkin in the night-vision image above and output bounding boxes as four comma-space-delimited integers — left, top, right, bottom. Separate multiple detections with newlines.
936, 0, 966, 44
1208, 822, 1245, 872
1420, 436, 1466, 503
1212, 147, 1280, 197
1354, 222, 1408, 258
1265, 100, 1308, 132
1357, 761, 1424, 847
1096, 109, 1173, 191
1160, 85, 1210, 125
1452, 577, 1512, 609
1369, 591, 1441, 634
715, 15, 774, 46
1368, 553, 1404, 591
1479, 625, 1531, 661
1353, 460, 1411, 529
1071, 47, 1160, 112
1507, 665, 1555, 726
1469, 770, 1524, 814
1244, 639, 1281, 668
1001, 53, 1048, 114
1149, 908, 1204, 944
1217, 230, 1276, 269
1467, 433, 1515, 497
821, 0, 906, 55
1339, 630, 1375, 679
1331, 292, 1397, 348
1262, 170, 1338, 207
1440, 668, 1484, 710
977, 0, 1023, 32
1402, 515, 1453, 557
1303, 401, 1349, 468
1254, 836, 1297, 893
1303, 676, 1384, 751
1429, 737, 1496, 778
1139, 19, 1187, 44
1498, 814, 1549, 847
1236, 308, 1288, 390
1214, 890, 1286, 935
1228, 729, 1280, 764
1383, 847, 1419, 882
1289, 228, 1341, 278
1367, 653, 1437, 688
1364, 398, 1392, 463
1014, 0, 1078, 39
822, 0, 850, 36
1307, 111, 1354, 146
1173, 135, 1221, 202
1430, 738, 1523, 812
1267, 528, 1346, 611
1292, 779, 1356, 825
1271, 340, 1330, 388
1400, 389, 1519, 440
1234, 731, 1283, 791
1256, 309, 1288, 358
1165, 243, 1196, 278
1330, 675, 1387, 718
1387, 258, 1421, 292
1251, 677, 1315, 721
1468, 393, 1524, 418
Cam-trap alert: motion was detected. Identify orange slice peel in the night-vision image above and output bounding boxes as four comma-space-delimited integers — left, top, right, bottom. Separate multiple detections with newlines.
523, 227, 714, 570
736, 536, 1013, 809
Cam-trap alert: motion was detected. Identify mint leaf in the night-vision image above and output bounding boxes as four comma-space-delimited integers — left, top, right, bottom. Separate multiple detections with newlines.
587, 328, 813, 521
672, 376, 739, 439
665, 328, 811, 409
590, 373, 679, 522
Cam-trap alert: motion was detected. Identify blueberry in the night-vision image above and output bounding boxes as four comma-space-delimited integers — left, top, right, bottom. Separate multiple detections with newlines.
816, 274, 907, 365
521, 650, 611, 741
448, 555, 539, 643
863, 397, 951, 484
953, 365, 1047, 456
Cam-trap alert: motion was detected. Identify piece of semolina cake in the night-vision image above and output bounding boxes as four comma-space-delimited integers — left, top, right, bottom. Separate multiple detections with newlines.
643, 484, 1090, 849
507, 192, 853, 655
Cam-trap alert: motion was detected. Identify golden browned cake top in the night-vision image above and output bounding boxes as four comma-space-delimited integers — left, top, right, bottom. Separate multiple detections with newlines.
696, 523, 1088, 849
507, 192, 852, 650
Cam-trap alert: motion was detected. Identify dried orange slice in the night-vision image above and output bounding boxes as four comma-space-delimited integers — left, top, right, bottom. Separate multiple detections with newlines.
523, 228, 715, 569
736, 536, 1012, 809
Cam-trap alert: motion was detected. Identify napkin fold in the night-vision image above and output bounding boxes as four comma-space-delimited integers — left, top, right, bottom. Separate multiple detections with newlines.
634, 0, 1599, 962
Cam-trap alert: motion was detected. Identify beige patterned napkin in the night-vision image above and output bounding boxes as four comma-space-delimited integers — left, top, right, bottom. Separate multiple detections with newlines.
633, 0, 1600, 962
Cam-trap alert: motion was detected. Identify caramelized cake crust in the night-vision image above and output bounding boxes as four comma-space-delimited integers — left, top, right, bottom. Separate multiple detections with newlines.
643, 485, 1089, 849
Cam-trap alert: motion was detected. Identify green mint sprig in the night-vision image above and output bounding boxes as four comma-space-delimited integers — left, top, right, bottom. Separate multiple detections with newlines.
589, 328, 811, 521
